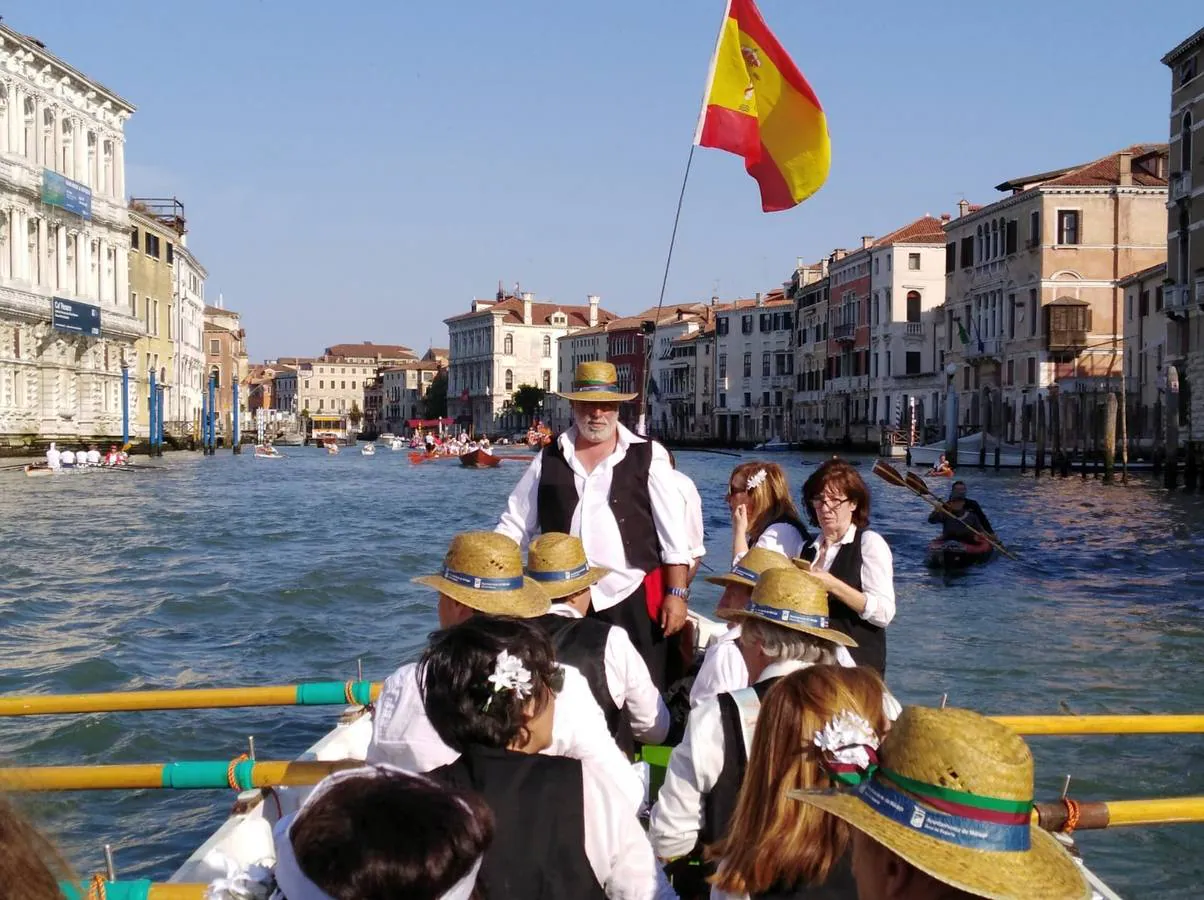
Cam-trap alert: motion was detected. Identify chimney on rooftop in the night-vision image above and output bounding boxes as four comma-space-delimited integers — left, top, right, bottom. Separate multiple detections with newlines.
587, 294, 599, 327
940, 212, 951, 223
522, 292, 534, 325
861, 235, 874, 250
755, 291, 764, 307
957, 199, 970, 218
711, 295, 719, 306
1119, 151, 1133, 187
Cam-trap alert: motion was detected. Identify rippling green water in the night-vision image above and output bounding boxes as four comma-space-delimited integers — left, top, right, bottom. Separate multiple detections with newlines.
1, 448, 1202, 897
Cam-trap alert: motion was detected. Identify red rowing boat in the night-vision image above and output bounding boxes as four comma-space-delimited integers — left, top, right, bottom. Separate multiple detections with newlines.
459, 449, 501, 469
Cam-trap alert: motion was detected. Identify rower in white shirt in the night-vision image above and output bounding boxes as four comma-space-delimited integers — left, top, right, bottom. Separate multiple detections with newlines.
649, 569, 900, 893
365, 531, 644, 812
496, 361, 693, 691
85, 445, 102, 466
689, 547, 856, 709
665, 452, 707, 583
45, 442, 61, 470
60, 449, 76, 468
524, 532, 670, 755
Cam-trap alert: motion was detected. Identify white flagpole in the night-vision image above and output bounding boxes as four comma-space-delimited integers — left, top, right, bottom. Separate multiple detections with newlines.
693, 0, 735, 145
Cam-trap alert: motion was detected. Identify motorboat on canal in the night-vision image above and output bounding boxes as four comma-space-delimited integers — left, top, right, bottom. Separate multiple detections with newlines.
752, 436, 796, 453
924, 534, 995, 569
254, 446, 284, 459
360, 443, 376, 456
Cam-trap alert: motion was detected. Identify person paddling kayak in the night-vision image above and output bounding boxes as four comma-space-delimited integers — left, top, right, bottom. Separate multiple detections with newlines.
927, 482, 990, 542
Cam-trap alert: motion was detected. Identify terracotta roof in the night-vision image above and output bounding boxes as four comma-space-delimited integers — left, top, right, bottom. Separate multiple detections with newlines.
873, 214, 948, 246
1118, 261, 1168, 287
381, 360, 445, 372
323, 342, 414, 359
445, 297, 617, 328
715, 296, 794, 312
996, 145, 1168, 192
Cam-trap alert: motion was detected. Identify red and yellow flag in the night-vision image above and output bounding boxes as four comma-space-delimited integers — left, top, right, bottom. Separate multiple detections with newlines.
694, 0, 830, 212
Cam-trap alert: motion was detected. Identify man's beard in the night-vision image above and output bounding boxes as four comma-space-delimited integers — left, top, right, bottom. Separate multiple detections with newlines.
576, 416, 617, 444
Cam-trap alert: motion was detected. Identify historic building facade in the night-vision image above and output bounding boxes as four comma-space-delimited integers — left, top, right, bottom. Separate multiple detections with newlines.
0, 25, 140, 446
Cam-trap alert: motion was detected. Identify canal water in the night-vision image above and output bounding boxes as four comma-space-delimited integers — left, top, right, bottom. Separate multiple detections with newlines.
1, 447, 1202, 898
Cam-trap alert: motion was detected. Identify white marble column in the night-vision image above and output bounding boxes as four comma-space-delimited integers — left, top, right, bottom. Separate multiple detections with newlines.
114, 139, 125, 201
74, 232, 86, 296
73, 119, 85, 183
115, 244, 128, 311
35, 217, 46, 286
12, 210, 25, 281
96, 237, 107, 302
6, 85, 19, 155
55, 224, 67, 291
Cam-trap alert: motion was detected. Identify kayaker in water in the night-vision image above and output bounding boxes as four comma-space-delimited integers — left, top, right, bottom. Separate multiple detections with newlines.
790, 706, 1092, 900
525, 532, 669, 755
421, 616, 677, 899
949, 480, 994, 535
927, 453, 954, 476
207, 764, 494, 900
927, 488, 987, 543
706, 665, 890, 900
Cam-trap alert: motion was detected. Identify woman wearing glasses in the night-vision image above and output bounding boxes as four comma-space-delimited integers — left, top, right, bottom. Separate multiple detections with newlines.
797, 459, 895, 675
727, 461, 811, 566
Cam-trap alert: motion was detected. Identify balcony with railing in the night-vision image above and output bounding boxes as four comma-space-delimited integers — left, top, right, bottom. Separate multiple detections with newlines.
832, 322, 856, 342
904, 322, 924, 337
1165, 285, 1191, 314
1170, 170, 1193, 203
963, 336, 1002, 361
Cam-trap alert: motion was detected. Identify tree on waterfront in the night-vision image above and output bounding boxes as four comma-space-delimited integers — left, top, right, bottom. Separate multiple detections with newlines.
423, 370, 448, 419
513, 384, 546, 420
349, 401, 363, 429
301, 407, 311, 434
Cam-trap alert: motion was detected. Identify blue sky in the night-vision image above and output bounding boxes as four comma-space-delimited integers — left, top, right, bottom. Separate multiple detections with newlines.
17, 1, 1198, 359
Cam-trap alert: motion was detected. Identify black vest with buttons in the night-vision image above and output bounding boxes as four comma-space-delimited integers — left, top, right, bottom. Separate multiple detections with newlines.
799, 529, 886, 674
536, 438, 660, 574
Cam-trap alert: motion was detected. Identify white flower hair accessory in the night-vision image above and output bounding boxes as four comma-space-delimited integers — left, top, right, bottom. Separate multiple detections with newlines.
746, 468, 768, 491
484, 649, 533, 710
814, 710, 880, 786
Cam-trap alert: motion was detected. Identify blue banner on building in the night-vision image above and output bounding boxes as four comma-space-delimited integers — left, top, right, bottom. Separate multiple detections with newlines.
51, 297, 101, 337
41, 170, 92, 220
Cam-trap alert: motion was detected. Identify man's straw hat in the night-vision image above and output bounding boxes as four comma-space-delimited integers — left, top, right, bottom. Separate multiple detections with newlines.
705, 547, 794, 589
525, 532, 608, 600
556, 361, 638, 403
412, 532, 550, 617
719, 567, 856, 648
791, 706, 1091, 900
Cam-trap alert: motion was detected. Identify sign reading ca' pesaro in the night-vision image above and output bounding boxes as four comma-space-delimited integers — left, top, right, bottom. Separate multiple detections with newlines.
52, 297, 101, 337
41, 169, 92, 220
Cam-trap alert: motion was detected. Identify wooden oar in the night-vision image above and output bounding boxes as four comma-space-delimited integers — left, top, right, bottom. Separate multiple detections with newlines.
1033, 795, 1204, 831
0, 680, 379, 716
872, 460, 1017, 561
994, 714, 1204, 735
0, 758, 362, 792
61, 882, 203, 900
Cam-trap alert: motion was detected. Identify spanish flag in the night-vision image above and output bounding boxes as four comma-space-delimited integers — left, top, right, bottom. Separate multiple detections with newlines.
695, 0, 830, 212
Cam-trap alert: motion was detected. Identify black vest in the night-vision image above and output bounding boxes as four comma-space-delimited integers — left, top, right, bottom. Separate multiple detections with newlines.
532, 612, 635, 755
700, 678, 780, 856
748, 854, 858, 900
430, 746, 606, 900
800, 530, 886, 674
536, 438, 660, 573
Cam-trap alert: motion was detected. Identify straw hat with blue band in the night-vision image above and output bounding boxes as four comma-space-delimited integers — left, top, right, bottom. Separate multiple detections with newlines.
413, 532, 550, 618
719, 567, 857, 648
704, 546, 795, 589
524, 532, 609, 600
789, 706, 1091, 900
556, 361, 638, 403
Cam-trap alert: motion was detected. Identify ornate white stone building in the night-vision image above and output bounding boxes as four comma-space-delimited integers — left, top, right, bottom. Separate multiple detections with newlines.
172, 238, 206, 433
445, 289, 615, 434
0, 25, 140, 445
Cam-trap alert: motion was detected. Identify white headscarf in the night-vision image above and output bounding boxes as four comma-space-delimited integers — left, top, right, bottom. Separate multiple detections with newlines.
207, 764, 484, 900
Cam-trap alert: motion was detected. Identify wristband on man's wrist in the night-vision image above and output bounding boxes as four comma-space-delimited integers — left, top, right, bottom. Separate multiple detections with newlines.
667, 587, 689, 601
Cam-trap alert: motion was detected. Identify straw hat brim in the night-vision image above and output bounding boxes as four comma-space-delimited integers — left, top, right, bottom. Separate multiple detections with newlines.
718, 607, 858, 648
411, 574, 550, 618
530, 565, 608, 600
789, 788, 1091, 900
556, 389, 639, 402
704, 572, 757, 589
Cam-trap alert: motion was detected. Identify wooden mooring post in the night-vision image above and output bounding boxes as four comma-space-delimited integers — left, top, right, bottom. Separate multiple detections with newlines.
1165, 367, 1180, 490
1035, 399, 1046, 478
1103, 393, 1117, 483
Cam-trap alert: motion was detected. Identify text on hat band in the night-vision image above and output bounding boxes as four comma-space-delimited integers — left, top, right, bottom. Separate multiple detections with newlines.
747, 601, 829, 629
440, 567, 525, 591
853, 777, 1032, 852
730, 564, 760, 582
526, 562, 591, 582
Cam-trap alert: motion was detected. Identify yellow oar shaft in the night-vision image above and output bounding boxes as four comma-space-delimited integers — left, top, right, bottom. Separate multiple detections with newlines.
1034, 796, 1204, 830
993, 714, 1204, 735
0, 682, 382, 716
0, 759, 361, 792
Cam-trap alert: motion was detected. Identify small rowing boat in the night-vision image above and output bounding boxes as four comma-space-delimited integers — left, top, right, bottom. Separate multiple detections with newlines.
459, 448, 501, 468
254, 448, 284, 459
360, 444, 376, 457
924, 534, 995, 569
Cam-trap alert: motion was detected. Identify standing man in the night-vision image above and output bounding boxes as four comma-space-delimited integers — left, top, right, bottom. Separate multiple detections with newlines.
497, 360, 693, 690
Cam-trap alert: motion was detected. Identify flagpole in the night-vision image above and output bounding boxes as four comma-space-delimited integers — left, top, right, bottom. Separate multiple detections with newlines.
639, 0, 731, 437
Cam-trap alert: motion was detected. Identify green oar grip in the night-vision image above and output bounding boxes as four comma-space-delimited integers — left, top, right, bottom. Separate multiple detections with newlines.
60, 880, 153, 900
294, 680, 372, 706
160, 760, 254, 790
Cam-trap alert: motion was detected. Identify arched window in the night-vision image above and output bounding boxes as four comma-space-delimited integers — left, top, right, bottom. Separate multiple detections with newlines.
1183, 113, 1193, 173
542, 335, 551, 357
503, 333, 514, 355
990, 220, 999, 259
976, 225, 983, 262
505, 369, 514, 391
543, 370, 551, 391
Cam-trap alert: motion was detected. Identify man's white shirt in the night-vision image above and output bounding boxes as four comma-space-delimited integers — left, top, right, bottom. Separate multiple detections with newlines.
496, 424, 693, 611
